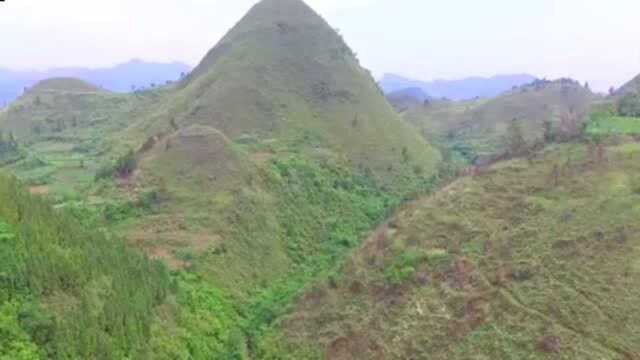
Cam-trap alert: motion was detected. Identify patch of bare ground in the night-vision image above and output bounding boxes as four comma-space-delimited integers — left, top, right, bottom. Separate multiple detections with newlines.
250, 151, 275, 166
29, 185, 50, 195
127, 214, 221, 269
326, 332, 384, 360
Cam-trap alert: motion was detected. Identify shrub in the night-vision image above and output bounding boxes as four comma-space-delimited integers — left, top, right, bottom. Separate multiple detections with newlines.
619, 93, 640, 117
94, 150, 138, 180
94, 163, 115, 180
115, 150, 137, 177
137, 187, 167, 209
384, 249, 425, 284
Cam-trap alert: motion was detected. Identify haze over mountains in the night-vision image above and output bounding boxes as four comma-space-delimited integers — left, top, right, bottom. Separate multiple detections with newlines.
380, 73, 538, 100
0, 59, 191, 105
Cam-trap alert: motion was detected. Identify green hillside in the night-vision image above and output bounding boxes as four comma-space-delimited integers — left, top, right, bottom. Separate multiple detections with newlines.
0, 0, 444, 356
92, 0, 442, 297
404, 79, 595, 162
0, 78, 107, 138
271, 141, 640, 359
6, 0, 630, 357
0, 173, 170, 359
126, 0, 439, 189
0, 77, 165, 194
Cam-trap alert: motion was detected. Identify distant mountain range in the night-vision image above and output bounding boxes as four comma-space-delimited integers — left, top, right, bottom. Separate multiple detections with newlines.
386, 87, 430, 111
379, 73, 538, 101
0, 59, 191, 105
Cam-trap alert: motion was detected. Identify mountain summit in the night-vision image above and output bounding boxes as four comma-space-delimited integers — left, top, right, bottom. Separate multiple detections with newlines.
134, 0, 440, 188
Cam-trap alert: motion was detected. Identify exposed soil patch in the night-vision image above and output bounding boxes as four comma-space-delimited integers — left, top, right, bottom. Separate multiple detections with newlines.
326, 333, 384, 360
29, 185, 50, 195
127, 214, 222, 269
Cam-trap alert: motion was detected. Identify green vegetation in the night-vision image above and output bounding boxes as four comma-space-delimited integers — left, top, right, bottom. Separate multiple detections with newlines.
5, 0, 635, 359
0, 2, 445, 358
0, 130, 22, 165
585, 96, 640, 136
273, 142, 640, 358
403, 79, 595, 162
587, 114, 640, 135
0, 174, 170, 359
618, 93, 640, 117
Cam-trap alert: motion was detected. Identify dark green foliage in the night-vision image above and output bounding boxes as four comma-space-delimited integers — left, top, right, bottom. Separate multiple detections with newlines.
242, 155, 424, 354
0, 131, 22, 166
94, 150, 138, 180
137, 187, 167, 210
94, 163, 115, 180
150, 273, 247, 359
618, 93, 640, 117
0, 174, 170, 359
115, 150, 137, 177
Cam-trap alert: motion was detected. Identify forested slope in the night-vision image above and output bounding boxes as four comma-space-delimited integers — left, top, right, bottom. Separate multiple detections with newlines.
0, 174, 170, 359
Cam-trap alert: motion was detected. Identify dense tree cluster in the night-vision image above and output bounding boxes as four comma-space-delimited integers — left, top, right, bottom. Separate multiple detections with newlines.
0, 131, 22, 166
0, 174, 170, 359
0, 131, 18, 154
619, 93, 640, 117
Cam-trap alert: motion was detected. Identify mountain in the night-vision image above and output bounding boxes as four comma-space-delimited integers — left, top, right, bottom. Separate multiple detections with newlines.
273, 143, 640, 358
0, 0, 442, 356
615, 73, 640, 96
403, 78, 596, 161
0, 60, 191, 105
380, 73, 538, 101
386, 87, 430, 111
128, 0, 440, 190
121, 0, 441, 292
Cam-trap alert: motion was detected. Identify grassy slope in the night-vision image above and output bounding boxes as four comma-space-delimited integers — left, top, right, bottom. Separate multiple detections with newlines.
0, 78, 166, 195
0, 0, 443, 356
272, 141, 640, 359
126, 0, 439, 190
112, 0, 441, 297
404, 81, 595, 158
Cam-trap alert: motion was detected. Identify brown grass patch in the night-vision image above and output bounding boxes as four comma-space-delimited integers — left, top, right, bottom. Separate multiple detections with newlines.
29, 185, 50, 195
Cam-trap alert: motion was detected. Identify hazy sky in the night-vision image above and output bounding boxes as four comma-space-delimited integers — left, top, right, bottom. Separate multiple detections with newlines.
1, 0, 639, 92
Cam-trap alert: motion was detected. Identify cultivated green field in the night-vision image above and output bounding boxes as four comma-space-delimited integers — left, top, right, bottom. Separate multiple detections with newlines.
587, 114, 640, 135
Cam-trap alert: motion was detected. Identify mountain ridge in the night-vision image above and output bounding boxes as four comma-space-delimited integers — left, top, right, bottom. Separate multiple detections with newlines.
380, 73, 538, 100
0, 59, 191, 105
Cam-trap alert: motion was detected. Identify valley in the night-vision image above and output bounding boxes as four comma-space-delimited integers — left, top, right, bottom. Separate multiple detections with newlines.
0, 0, 639, 359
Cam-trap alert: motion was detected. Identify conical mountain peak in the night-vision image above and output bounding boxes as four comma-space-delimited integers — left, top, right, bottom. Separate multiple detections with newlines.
137, 0, 440, 189
185, 0, 332, 83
